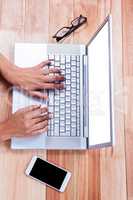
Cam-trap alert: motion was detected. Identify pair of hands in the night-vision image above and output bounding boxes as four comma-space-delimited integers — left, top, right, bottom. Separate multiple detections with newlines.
0, 59, 64, 141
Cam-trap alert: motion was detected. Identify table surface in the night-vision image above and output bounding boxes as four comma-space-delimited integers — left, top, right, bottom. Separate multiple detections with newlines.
0, 0, 132, 200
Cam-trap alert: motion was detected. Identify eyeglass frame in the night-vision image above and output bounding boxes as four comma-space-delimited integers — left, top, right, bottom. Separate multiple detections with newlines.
53, 14, 87, 42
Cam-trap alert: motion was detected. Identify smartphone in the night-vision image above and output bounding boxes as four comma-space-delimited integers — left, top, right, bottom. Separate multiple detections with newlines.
25, 156, 71, 192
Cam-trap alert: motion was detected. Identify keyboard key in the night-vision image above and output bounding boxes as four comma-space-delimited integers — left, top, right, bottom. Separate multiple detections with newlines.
55, 95, 59, 100
71, 72, 76, 77
71, 82, 76, 88
55, 112, 59, 118
50, 60, 54, 66
77, 62, 80, 67
66, 108, 70, 113
66, 68, 70, 73
71, 99, 76, 105
66, 91, 70, 96
60, 103, 65, 109
66, 96, 70, 101
66, 113, 71, 119
71, 89, 76, 94
61, 56, 65, 64
60, 121, 65, 126
71, 55, 76, 61
55, 106, 59, 112
60, 98, 65, 103
66, 125, 70, 131
66, 102, 70, 107
60, 64, 65, 69
66, 119, 71, 124
49, 54, 54, 60
77, 56, 80, 62
71, 78, 76, 82
71, 128, 77, 136
66, 80, 71, 85
71, 66, 76, 71
54, 127, 59, 135
66, 74, 71, 79
71, 61, 76, 65
60, 115, 65, 121
77, 67, 80, 73
49, 106, 54, 112
55, 118, 60, 123
66, 63, 71, 68
71, 111, 76, 116
71, 123, 76, 128
77, 90, 80, 95
60, 92, 65, 98
66, 55, 70, 62
72, 117, 76, 122
60, 126, 65, 132
60, 109, 65, 115
71, 105, 76, 110
55, 55, 60, 61
55, 100, 59, 106
77, 73, 80, 78
71, 95, 76, 100
55, 62, 60, 67
66, 85, 71, 91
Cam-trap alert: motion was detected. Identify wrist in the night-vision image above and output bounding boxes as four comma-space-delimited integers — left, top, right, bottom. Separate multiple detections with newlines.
0, 121, 11, 141
0, 53, 21, 86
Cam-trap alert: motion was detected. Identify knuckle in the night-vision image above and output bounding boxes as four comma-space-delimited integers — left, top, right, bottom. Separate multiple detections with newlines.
24, 114, 29, 121
24, 120, 31, 129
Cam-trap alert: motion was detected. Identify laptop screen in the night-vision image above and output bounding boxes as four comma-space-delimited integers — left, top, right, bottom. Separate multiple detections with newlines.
87, 17, 113, 147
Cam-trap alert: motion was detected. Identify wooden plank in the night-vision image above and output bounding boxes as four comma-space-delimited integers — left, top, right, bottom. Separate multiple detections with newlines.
47, 1, 105, 200
48, 0, 74, 44
73, 1, 104, 200
100, 0, 127, 199
0, 0, 49, 199
122, 0, 133, 200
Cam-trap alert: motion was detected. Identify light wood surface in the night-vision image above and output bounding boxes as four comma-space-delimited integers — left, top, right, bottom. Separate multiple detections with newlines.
0, 0, 131, 199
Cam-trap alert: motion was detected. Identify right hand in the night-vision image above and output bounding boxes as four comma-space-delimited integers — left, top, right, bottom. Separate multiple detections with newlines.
1, 105, 51, 141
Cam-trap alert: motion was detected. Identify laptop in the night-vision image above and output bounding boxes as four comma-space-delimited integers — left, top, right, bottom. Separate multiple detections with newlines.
11, 15, 114, 149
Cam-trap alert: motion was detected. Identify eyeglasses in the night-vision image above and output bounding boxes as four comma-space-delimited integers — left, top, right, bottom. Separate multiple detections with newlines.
53, 14, 87, 42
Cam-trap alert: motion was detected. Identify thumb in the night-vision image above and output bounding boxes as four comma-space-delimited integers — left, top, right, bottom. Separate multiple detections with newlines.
29, 91, 48, 100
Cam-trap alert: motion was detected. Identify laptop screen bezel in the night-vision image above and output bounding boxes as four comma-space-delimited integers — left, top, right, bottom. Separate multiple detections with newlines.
85, 15, 113, 148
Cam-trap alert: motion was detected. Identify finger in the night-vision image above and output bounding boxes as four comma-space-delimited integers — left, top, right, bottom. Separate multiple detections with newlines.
49, 67, 61, 73
29, 106, 48, 118
18, 105, 41, 113
43, 83, 64, 90
35, 60, 51, 69
31, 126, 48, 136
43, 75, 65, 82
43, 67, 61, 75
32, 113, 52, 124
29, 91, 48, 100
31, 120, 48, 131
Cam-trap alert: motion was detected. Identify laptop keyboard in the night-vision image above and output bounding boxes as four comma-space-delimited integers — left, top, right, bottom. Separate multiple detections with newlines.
47, 54, 80, 137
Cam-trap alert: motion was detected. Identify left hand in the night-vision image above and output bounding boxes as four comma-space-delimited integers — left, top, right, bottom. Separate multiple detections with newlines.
2, 60, 65, 99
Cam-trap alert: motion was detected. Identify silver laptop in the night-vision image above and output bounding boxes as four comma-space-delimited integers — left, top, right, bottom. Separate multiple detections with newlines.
11, 15, 114, 150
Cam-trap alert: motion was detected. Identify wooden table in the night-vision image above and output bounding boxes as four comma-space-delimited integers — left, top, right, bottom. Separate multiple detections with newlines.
0, 0, 132, 199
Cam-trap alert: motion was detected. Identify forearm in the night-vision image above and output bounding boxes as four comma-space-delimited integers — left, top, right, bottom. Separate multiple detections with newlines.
0, 121, 11, 141
0, 53, 19, 85
0, 53, 12, 73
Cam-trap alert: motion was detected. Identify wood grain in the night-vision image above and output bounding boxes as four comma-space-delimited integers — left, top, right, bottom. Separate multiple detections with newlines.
122, 0, 133, 200
100, 0, 127, 200
0, 0, 131, 199
0, 0, 49, 200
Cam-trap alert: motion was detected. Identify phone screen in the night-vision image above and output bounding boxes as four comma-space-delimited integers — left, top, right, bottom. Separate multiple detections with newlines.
30, 158, 67, 190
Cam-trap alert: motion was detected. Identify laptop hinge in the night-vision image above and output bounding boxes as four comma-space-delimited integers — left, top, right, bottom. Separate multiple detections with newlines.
83, 55, 89, 142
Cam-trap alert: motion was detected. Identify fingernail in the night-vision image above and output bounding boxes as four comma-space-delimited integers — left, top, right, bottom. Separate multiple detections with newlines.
49, 113, 53, 118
